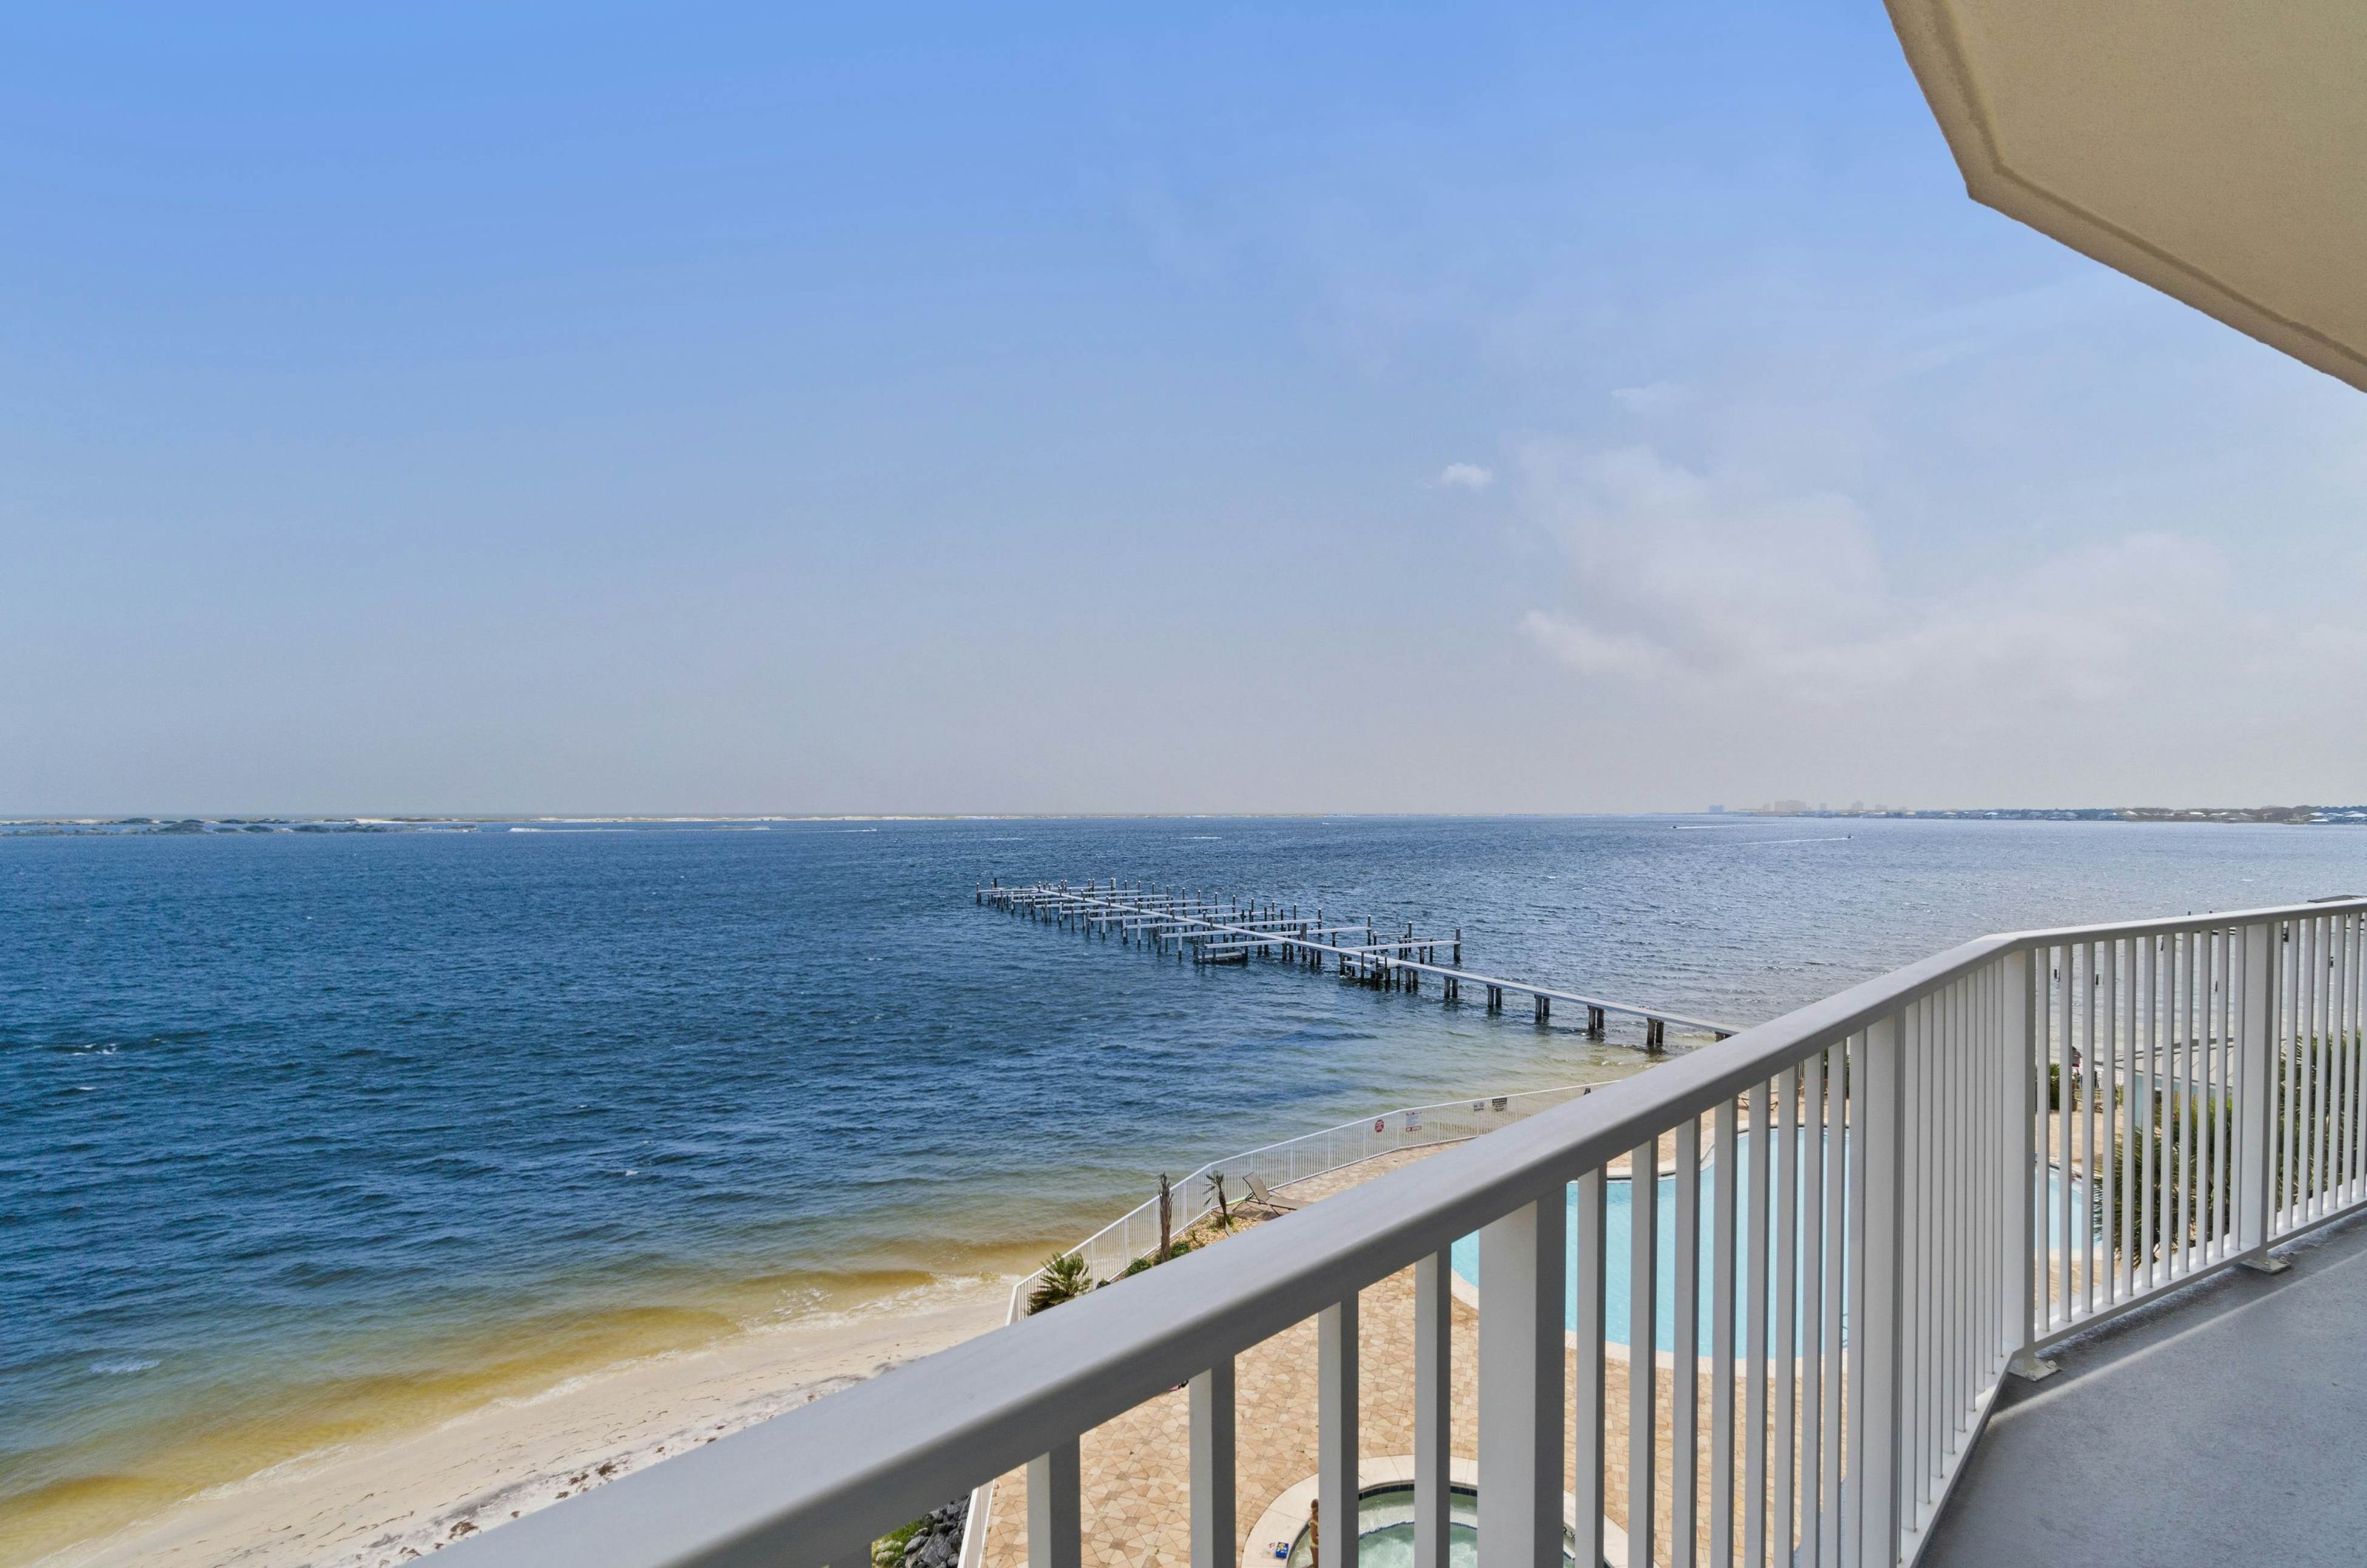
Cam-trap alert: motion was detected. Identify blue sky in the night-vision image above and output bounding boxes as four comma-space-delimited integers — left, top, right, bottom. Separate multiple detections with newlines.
4, 4, 2362, 815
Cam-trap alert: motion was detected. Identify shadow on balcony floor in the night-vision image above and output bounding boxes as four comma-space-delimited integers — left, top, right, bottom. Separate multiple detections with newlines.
1925, 1212, 2367, 1568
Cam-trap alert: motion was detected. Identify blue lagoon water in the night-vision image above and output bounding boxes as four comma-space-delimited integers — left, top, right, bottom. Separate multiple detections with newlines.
4, 816, 2360, 1554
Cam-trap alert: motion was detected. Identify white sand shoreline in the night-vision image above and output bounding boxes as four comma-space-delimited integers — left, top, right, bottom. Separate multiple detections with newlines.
36, 1280, 1013, 1568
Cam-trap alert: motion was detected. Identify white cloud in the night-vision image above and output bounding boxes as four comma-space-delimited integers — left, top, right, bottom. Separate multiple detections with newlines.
1436, 462, 1494, 491
1511, 438, 2367, 770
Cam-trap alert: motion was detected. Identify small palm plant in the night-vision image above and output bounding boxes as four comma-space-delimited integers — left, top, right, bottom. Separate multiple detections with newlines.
1026, 1251, 1093, 1315
1204, 1171, 1235, 1233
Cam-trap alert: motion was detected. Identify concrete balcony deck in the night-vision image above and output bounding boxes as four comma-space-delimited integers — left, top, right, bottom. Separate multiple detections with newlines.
1926, 1214, 2367, 1567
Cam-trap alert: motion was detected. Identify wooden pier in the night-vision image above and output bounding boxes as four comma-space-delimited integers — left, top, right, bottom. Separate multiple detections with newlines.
977, 878, 1735, 1049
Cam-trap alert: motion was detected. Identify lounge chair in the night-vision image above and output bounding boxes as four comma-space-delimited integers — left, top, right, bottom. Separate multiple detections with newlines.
1243, 1173, 1303, 1214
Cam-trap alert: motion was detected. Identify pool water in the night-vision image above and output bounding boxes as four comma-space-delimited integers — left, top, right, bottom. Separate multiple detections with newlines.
1282, 1484, 1588, 1568
1448, 1131, 2083, 1350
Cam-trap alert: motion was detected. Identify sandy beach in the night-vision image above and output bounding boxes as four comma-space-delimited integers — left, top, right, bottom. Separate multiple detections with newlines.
34, 1280, 1012, 1568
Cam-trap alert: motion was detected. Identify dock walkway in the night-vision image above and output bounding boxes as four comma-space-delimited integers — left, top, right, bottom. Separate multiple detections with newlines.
982, 879, 1735, 1048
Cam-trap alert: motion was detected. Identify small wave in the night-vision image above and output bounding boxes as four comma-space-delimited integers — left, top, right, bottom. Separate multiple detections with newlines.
89, 1357, 160, 1375
192, 1444, 353, 1500
744, 1271, 999, 1334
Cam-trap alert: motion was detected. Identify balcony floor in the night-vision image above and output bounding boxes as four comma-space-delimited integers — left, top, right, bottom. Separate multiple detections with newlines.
1925, 1211, 2367, 1568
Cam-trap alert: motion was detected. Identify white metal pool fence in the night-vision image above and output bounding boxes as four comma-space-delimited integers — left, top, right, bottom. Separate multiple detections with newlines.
1006, 1084, 1604, 1321
450, 896, 2367, 1568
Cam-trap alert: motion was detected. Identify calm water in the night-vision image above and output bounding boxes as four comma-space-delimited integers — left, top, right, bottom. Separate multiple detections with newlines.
6, 816, 2363, 1556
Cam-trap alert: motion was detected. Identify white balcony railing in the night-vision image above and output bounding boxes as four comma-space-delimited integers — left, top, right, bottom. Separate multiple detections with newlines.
449, 897, 2367, 1568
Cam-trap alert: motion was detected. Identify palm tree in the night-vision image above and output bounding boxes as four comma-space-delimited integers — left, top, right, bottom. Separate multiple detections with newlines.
1202, 1175, 1240, 1231
1204, 1171, 1235, 1232
1026, 1251, 1094, 1314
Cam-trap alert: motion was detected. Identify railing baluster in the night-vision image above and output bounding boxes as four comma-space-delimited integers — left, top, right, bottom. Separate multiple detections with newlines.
2347, 915, 2363, 1203
1930, 994, 1948, 1496
2237, 920, 2277, 1260
2300, 916, 2316, 1217
1907, 999, 1928, 1521
2292, 917, 2310, 1220
1673, 1115, 1701, 1568
1857, 1013, 1905, 1568
2327, 914, 2340, 1207
1843, 1030, 1868, 1563
1979, 972, 1999, 1380
2281, 916, 2299, 1231
2195, 927, 2209, 1264
1415, 1252, 1451, 1568
2322, 919, 2337, 1209
2215, 927, 2232, 1255
2005, 947, 2047, 1382
1319, 1295, 1359, 1568
2330, 916, 2348, 1209
2354, 910, 2365, 1200
1629, 1138, 1659, 1568
1028, 1439, 1081, 1568
2343, 916, 2357, 1203
1189, 1361, 1235, 1568
1743, 1084, 1770, 1568
1993, 963, 2009, 1371
2083, 947, 2101, 1326
1959, 995, 1979, 1421
2279, 917, 2298, 1233
2107, 939, 2125, 1303
2141, 936, 2158, 1285
1774, 1067, 1798, 1565
2225, 928, 2243, 1250
1710, 1101, 1738, 1568
2044, 947, 2064, 1326
1820, 1041, 1846, 1566
1968, 981, 1987, 1385
1480, 1192, 1564, 1568
2316, 916, 2334, 1215
1576, 1169, 1609, 1568
2310, 914, 2329, 1222
1797, 1051, 1824, 1565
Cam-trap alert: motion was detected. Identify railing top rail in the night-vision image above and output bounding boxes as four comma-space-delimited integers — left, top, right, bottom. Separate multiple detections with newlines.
450, 893, 2367, 1568
1995, 895, 2367, 944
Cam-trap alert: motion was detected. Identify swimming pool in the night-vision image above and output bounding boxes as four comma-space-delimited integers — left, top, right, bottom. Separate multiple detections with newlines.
1448, 1132, 2082, 1350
